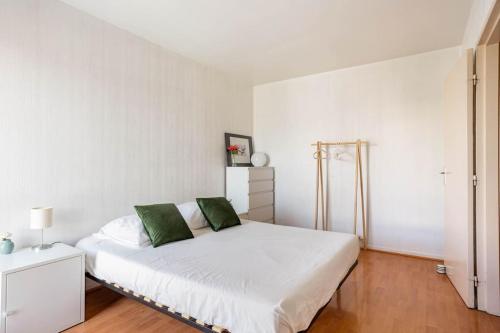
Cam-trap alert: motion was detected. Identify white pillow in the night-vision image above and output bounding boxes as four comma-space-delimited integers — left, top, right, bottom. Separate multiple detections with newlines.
98, 215, 151, 248
176, 201, 208, 230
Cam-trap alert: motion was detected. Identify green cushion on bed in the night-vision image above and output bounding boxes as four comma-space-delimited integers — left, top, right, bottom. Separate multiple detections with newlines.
134, 203, 193, 247
196, 197, 241, 231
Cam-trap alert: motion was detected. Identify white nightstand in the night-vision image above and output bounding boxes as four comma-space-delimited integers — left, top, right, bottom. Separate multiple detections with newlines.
0, 243, 85, 333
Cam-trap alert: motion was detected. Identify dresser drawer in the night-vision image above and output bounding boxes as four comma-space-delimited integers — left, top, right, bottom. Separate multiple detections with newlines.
248, 205, 274, 221
248, 168, 274, 181
249, 180, 274, 194
249, 191, 273, 209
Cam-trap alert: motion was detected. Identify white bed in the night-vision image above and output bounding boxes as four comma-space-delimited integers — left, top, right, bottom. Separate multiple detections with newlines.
77, 220, 359, 333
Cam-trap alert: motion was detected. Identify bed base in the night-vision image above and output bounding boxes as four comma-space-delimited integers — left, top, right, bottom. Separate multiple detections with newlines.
85, 273, 226, 333
298, 259, 358, 333
86, 259, 358, 333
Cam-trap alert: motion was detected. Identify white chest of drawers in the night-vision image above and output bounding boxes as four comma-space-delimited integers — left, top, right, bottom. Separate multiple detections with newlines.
226, 167, 275, 223
0, 244, 85, 333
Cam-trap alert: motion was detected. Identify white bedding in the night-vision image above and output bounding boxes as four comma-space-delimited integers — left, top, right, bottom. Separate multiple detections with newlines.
77, 220, 359, 333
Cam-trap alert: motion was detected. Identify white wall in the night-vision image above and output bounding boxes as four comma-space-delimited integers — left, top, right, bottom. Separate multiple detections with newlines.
254, 47, 460, 259
0, 0, 252, 248
462, 0, 496, 48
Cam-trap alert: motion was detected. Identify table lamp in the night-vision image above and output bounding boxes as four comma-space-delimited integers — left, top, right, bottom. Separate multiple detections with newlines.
30, 207, 53, 251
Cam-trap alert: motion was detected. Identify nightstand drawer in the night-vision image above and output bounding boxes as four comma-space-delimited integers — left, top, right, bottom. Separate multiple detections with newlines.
5, 256, 82, 333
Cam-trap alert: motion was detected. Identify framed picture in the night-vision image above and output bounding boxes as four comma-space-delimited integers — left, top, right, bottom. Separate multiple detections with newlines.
225, 133, 254, 167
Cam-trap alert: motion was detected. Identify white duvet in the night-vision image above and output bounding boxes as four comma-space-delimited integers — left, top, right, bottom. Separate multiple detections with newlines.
77, 221, 359, 333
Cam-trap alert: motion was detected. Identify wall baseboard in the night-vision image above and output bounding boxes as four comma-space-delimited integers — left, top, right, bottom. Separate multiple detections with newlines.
365, 245, 443, 261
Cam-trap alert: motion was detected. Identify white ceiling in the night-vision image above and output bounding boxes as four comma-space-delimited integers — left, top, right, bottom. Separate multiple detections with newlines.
61, 0, 472, 85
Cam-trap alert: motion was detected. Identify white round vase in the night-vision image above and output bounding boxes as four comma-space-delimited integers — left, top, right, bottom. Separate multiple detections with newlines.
251, 152, 268, 167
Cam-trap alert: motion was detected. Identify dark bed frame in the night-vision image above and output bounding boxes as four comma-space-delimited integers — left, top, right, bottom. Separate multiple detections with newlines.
86, 260, 358, 333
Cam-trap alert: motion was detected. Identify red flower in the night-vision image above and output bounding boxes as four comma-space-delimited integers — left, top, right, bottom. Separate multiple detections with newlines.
227, 145, 239, 152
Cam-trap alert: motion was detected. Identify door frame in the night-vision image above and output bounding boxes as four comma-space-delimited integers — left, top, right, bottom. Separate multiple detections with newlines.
476, 0, 500, 316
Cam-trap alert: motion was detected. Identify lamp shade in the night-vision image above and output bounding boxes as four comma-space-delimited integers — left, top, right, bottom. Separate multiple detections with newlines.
30, 207, 53, 229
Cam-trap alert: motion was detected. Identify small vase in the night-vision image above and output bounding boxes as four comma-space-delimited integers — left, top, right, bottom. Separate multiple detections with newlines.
0, 239, 14, 255
231, 154, 237, 167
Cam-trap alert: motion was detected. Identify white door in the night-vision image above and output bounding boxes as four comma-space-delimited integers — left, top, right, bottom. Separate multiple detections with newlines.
443, 48, 475, 308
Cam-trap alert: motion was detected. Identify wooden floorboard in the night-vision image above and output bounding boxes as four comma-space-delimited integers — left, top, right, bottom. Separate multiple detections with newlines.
66, 250, 500, 333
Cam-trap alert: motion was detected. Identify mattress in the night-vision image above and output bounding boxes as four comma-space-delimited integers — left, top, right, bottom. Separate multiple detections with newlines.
77, 220, 359, 333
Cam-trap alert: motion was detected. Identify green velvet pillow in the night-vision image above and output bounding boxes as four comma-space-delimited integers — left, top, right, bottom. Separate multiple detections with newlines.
196, 197, 241, 231
134, 203, 194, 247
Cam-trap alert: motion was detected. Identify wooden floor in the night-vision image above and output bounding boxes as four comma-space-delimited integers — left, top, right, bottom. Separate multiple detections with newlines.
66, 250, 500, 333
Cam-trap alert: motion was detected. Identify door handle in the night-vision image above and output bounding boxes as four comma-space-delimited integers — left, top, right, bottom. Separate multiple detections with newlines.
2, 310, 16, 318
440, 169, 450, 185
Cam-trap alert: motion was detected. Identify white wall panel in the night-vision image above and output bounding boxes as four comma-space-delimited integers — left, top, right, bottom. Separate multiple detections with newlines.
0, 0, 252, 248
254, 48, 460, 258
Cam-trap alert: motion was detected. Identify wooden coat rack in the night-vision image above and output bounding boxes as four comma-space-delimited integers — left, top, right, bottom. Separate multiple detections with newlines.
312, 140, 368, 248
